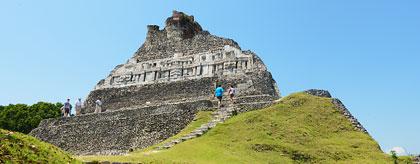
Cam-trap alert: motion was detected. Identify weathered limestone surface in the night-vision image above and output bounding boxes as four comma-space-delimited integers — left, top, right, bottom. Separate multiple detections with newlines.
85, 69, 278, 113
30, 11, 280, 155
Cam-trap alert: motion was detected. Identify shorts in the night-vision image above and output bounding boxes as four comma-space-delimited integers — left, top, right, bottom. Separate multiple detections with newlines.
217, 96, 223, 101
230, 94, 235, 98
65, 108, 70, 114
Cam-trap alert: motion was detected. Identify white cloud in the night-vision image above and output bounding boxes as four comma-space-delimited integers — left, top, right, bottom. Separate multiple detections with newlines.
388, 147, 407, 156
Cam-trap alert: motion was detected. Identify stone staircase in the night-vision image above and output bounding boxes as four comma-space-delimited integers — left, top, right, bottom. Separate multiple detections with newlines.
81, 97, 276, 163
156, 105, 238, 150
155, 95, 276, 150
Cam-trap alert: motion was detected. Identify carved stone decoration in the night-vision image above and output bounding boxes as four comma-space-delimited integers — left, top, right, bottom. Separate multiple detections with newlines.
96, 45, 253, 89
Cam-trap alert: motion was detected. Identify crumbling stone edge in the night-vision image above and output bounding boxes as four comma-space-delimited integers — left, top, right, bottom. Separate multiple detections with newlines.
305, 89, 369, 134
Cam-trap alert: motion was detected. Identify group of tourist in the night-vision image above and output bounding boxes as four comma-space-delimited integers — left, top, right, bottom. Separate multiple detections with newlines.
60, 98, 82, 117
60, 98, 103, 117
60, 82, 234, 117
214, 84, 236, 108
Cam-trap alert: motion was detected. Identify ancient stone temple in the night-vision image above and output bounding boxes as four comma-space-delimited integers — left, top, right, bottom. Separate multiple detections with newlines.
30, 11, 280, 155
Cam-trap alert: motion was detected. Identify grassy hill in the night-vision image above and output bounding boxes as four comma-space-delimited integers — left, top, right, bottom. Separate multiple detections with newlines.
0, 128, 79, 163
79, 92, 395, 163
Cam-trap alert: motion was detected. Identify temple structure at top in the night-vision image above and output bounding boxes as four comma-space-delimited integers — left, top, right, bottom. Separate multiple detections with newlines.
84, 10, 280, 112
97, 45, 253, 89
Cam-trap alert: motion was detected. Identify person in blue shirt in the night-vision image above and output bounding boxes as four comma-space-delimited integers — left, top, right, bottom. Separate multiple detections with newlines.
215, 84, 224, 108
63, 98, 72, 117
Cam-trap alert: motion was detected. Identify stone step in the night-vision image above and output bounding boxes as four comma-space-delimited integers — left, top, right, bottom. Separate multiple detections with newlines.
192, 131, 204, 136
155, 106, 234, 150
171, 139, 181, 144
181, 135, 196, 141
210, 94, 275, 105
155, 102, 277, 151
158, 143, 174, 150
236, 101, 273, 113
232, 94, 275, 103
154, 101, 274, 151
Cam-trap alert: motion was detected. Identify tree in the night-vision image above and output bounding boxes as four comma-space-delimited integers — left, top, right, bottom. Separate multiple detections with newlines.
0, 102, 62, 134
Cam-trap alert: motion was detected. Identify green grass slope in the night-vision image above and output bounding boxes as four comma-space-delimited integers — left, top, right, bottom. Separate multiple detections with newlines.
80, 93, 393, 163
0, 128, 79, 163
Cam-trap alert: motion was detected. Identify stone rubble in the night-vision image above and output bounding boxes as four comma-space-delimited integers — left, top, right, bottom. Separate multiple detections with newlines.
331, 98, 369, 133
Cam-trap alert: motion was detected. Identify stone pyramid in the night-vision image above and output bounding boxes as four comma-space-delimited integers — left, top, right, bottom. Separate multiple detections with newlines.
31, 11, 280, 155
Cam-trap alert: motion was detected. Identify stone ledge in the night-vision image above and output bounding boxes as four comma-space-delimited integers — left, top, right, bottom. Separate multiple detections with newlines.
304, 89, 332, 98
30, 100, 213, 155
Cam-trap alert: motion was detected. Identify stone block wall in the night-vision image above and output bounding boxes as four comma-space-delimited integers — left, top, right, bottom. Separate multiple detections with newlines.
30, 100, 212, 155
84, 69, 279, 113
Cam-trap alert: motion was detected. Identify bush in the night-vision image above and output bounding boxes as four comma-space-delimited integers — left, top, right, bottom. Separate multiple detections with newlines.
0, 102, 62, 134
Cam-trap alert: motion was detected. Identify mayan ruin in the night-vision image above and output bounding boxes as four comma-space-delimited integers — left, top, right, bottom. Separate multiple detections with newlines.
30, 11, 281, 155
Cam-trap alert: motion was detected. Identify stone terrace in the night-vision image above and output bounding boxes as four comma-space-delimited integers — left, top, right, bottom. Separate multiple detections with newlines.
30, 101, 212, 155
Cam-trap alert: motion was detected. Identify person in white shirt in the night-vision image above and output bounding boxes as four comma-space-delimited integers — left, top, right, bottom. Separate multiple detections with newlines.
95, 99, 102, 113
228, 85, 236, 104
75, 98, 83, 116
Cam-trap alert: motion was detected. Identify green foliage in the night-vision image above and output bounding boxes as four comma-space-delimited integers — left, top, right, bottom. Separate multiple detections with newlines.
79, 93, 393, 163
0, 102, 62, 134
0, 128, 79, 163
391, 150, 398, 164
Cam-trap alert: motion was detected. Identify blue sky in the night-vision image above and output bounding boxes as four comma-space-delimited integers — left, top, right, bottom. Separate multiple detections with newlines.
1, 0, 419, 154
